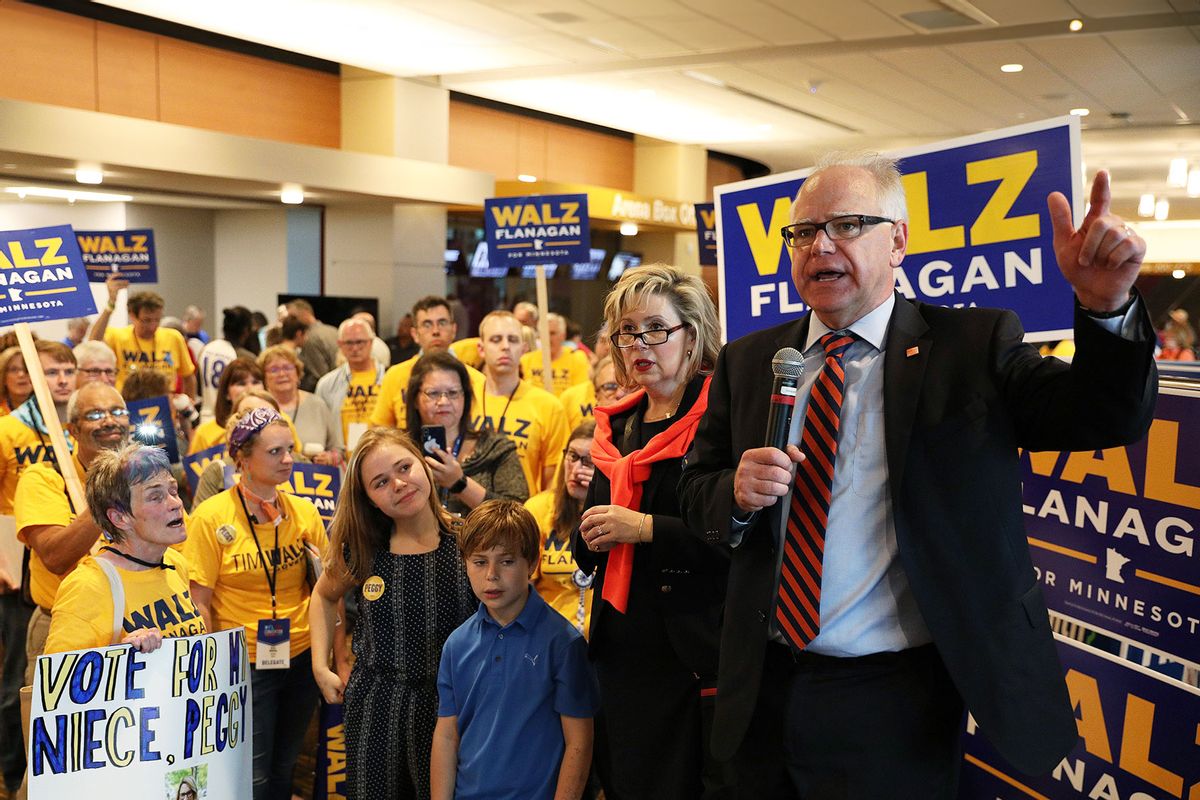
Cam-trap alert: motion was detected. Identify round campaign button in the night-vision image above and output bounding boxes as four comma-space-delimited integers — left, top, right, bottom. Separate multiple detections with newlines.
215, 524, 237, 545
362, 576, 386, 601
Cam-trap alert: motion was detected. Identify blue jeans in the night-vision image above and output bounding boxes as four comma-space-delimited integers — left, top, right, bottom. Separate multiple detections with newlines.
250, 647, 319, 800
0, 593, 32, 792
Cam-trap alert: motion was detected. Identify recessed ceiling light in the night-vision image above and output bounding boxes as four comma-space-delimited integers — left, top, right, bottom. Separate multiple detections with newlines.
280, 183, 304, 205
1154, 198, 1170, 221
619, 222, 638, 237
75, 164, 104, 185
1000, 63, 1023, 73
1173, 269, 1186, 279
1188, 167, 1200, 197
1068, 19, 1083, 32
1168, 157, 1188, 187
1138, 194, 1155, 217
4, 186, 132, 202
1070, 108, 1089, 116
517, 174, 537, 183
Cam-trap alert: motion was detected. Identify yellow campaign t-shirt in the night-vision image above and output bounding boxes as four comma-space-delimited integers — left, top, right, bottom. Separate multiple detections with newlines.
558, 381, 596, 434
16, 454, 90, 610
187, 417, 303, 456
104, 325, 196, 391
371, 355, 485, 431
341, 369, 380, 447
526, 490, 592, 637
0, 414, 59, 515
44, 548, 206, 654
520, 348, 590, 397
450, 338, 482, 370
472, 380, 567, 496
185, 489, 328, 661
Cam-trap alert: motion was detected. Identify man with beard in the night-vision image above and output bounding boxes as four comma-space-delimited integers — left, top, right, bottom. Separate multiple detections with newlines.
17, 382, 131, 682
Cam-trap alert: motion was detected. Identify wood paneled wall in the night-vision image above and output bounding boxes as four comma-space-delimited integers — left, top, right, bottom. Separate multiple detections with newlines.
449, 100, 635, 191
0, 0, 340, 148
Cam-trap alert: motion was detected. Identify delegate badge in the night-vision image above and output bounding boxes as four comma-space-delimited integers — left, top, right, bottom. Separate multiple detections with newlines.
256, 617, 291, 670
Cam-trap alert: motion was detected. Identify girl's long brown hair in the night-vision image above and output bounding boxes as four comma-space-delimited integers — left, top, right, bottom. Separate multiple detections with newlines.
326, 427, 452, 584
549, 420, 595, 544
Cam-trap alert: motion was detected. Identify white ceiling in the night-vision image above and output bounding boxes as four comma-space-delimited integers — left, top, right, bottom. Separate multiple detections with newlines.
86, 0, 1200, 217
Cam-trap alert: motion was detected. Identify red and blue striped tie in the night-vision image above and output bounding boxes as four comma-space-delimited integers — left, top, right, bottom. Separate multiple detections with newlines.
776, 331, 857, 650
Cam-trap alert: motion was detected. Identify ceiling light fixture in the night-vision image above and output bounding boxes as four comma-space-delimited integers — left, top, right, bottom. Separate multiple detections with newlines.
517, 174, 537, 183
1154, 198, 1170, 221
1000, 63, 1023, 73
1173, 269, 1186, 279
1069, 108, 1089, 117
1137, 194, 1155, 217
1188, 168, 1200, 198
4, 186, 132, 202
74, 164, 104, 185
280, 183, 304, 205
619, 222, 638, 237
1168, 157, 1189, 187
1069, 19, 1083, 32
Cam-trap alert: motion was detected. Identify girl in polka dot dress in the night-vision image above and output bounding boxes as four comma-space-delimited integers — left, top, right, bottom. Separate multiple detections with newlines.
310, 428, 476, 799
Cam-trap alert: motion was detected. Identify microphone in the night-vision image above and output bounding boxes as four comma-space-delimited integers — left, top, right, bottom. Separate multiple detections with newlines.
765, 347, 804, 450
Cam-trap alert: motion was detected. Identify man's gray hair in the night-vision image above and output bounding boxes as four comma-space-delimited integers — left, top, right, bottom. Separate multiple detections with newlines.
795, 150, 908, 222
338, 318, 372, 338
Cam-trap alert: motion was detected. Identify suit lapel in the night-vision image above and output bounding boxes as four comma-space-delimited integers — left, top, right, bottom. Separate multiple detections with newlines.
883, 297, 931, 496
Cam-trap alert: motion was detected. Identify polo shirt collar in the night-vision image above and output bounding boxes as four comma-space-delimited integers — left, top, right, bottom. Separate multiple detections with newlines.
476, 584, 546, 632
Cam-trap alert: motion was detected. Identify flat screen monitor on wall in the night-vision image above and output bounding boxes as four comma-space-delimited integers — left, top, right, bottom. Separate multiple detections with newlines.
607, 251, 642, 282
278, 294, 379, 328
570, 248, 608, 280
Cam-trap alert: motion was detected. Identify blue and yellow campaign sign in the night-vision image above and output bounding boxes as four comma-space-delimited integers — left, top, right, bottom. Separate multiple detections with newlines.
484, 193, 590, 268
126, 395, 180, 463
959, 634, 1200, 799
695, 203, 717, 266
281, 463, 340, 529
76, 229, 157, 283
182, 443, 226, 495
1022, 388, 1200, 666
0, 224, 96, 325
715, 117, 1080, 342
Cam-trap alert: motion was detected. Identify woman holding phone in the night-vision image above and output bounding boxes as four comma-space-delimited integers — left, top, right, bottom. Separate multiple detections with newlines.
403, 352, 527, 516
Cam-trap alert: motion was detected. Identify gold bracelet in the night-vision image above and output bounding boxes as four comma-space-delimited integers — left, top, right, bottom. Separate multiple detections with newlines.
637, 513, 649, 543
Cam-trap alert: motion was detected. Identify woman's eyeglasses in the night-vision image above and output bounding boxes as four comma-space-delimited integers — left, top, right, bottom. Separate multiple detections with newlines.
610, 324, 688, 349
421, 389, 463, 402
563, 450, 594, 469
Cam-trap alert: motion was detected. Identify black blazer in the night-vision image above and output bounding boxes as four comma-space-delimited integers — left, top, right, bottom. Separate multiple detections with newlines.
574, 375, 729, 677
678, 294, 1157, 774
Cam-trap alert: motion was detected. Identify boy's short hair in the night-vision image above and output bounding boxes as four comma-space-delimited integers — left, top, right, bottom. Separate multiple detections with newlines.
459, 500, 540, 566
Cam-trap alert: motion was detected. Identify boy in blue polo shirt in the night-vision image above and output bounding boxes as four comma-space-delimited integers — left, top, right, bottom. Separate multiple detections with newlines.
431, 500, 599, 800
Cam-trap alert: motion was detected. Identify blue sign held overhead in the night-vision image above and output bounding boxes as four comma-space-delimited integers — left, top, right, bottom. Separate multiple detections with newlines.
695, 203, 717, 266
0, 224, 96, 325
126, 395, 180, 464
77, 229, 157, 283
485, 193, 590, 268
715, 117, 1081, 343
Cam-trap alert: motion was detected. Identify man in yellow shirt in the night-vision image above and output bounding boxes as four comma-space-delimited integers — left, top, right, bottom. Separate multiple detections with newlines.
90, 280, 197, 397
17, 382, 130, 682
0, 341, 77, 516
314, 318, 384, 451
371, 296, 482, 429
520, 313, 590, 396
473, 311, 568, 496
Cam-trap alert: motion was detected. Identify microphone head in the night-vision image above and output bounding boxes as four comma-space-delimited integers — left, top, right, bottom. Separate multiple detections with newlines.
771, 347, 804, 380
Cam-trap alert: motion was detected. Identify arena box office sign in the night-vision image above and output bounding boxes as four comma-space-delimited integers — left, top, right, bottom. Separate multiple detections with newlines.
1022, 385, 1200, 667
484, 193, 590, 268
27, 630, 252, 798
958, 634, 1200, 800
0, 225, 96, 324
713, 116, 1080, 342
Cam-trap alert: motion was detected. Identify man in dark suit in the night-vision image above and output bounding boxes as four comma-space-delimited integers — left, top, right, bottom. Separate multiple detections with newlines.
678, 152, 1157, 798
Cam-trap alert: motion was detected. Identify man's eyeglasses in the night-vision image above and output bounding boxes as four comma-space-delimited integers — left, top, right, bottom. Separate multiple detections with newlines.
417, 319, 454, 331
340, 339, 370, 347
81, 407, 131, 422
781, 215, 894, 248
79, 367, 117, 378
610, 324, 688, 349
596, 382, 619, 395
564, 450, 594, 469
421, 389, 463, 402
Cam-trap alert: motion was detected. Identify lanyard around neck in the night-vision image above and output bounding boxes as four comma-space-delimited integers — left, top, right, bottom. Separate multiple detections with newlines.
236, 488, 281, 617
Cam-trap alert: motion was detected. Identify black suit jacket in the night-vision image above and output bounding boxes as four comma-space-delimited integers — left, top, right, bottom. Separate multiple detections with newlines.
678, 294, 1157, 775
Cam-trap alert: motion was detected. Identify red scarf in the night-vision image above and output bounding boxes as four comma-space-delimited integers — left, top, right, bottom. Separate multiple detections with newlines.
591, 376, 711, 613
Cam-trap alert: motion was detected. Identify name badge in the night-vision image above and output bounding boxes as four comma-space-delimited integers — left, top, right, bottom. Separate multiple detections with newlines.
256, 617, 291, 670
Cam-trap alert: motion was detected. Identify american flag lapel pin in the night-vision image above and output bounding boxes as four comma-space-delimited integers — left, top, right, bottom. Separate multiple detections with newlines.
906, 345, 920, 358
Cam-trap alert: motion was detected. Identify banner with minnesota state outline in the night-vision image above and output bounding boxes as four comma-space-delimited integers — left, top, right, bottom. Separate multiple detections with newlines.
1022, 387, 1200, 666
958, 634, 1200, 799
0, 225, 96, 325
27, 629, 252, 798
77, 229, 158, 283
715, 116, 1080, 342
485, 193, 590, 268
